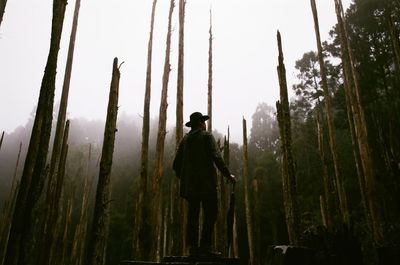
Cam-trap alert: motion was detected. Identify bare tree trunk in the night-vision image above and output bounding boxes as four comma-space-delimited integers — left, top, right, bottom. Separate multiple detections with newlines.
0, 0, 7, 28
334, 0, 385, 245
133, 0, 158, 260
310, 0, 349, 226
39, 120, 70, 265
71, 144, 93, 265
275, 31, 300, 245
0, 131, 4, 152
242, 118, 254, 264
176, 0, 187, 255
316, 115, 335, 231
0, 142, 22, 265
86, 57, 120, 265
4, 1, 67, 264
207, 10, 213, 133
150, 0, 174, 260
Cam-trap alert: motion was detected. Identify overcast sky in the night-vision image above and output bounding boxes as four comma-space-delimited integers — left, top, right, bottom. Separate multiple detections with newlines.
0, 0, 351, 143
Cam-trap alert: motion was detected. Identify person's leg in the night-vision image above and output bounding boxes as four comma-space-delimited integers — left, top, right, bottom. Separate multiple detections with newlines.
187, 197, 201, 253
200, 193, 218, 251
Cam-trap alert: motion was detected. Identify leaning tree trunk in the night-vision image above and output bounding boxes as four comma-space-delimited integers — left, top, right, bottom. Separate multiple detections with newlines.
310, 0, 349, 226
40, 0, 81, 260
242, 118, 254, 265
86, 57, 120, 265
133, 0, 158, 260
4, 1, 67, 264
0, 131, 4, 152
334, 0, 385, 245
276, 31, 300, 245
0, 0, 7, 28
150, 0, 174, 260
207, 10, 213, 133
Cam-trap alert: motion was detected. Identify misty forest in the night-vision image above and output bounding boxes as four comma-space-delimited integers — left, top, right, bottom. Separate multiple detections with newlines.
0, 0, 400, 265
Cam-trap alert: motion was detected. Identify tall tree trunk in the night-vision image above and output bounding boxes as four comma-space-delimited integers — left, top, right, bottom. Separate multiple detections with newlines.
275, 31, 300, 245
86, 57, 120, 265
0, 0, 7, 27
334, 0, 385, 245
207, 10, 213, 133
39, 120, 70, 265
0, 142, 22, 265
4, 1, 67, 264
71, 144, 93, 265
242, 118, 254, 264
134, 0, 158, 259
151, 0, 174, 260
310, 0, 349, 226
176, 0, 187, 255
0, 131, 4, 152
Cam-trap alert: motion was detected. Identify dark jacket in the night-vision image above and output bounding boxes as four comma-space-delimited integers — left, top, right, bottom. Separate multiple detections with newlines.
173, 128, 231, 199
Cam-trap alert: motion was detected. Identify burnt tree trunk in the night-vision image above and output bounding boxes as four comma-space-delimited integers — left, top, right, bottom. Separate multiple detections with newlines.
334, 0, 385, 245
242, 118, 254, 264
134, 0, 158, 260
0, 131, 4, 152
150, 0, 174, 260
310, 0, 349, 226
4, 1, 67, 264
276, 31, 300, 245
86, 57, 120, 265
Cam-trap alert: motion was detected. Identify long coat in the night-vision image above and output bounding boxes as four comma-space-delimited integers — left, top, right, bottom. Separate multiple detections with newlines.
173, 128, 231, 199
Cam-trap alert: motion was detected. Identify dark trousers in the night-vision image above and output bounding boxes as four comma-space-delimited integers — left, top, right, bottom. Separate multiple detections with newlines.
187, 193, 218, 249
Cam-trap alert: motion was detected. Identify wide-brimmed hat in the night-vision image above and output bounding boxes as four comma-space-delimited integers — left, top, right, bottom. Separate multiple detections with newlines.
185, 112, 209, 127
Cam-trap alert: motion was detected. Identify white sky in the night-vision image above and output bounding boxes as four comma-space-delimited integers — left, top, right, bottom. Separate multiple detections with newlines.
0, 0, 351, 143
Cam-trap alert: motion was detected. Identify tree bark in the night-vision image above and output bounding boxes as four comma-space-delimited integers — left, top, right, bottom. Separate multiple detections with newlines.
310, 0, 349, 226
150, 0, 174, 260
334, 0, 385, 245
276, 31, 300, 245
4, 1, 67, 264
242, 118, 254, 264
0, 0, 7, 28
134, 0, 158, 259
86, 57, 120, 265
207, 10, 213, 133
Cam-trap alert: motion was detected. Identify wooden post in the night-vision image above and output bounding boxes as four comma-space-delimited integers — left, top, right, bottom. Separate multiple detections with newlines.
86, 57, 120, 265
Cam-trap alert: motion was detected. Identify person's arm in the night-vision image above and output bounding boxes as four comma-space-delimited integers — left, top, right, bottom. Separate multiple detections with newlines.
206, 133, 235, 182
173, 139, 184, 178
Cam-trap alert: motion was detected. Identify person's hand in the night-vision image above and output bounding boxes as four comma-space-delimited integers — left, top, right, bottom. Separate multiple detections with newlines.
227, 174, 236, 183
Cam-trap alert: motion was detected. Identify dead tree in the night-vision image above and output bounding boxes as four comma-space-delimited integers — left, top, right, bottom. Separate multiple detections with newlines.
207, 10, 213, 133
150, 0, 175, 260
333, 0, 385, 245
0, 0, 7, 27
4, 1, 67, 264
310, 0, 349, 226
86, 57, 120, 265
243, 118, 254, 264
276, 31, 300, 245
70, 144, 93, 265
133, 0, 158, 259
0, 131, 4, 151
